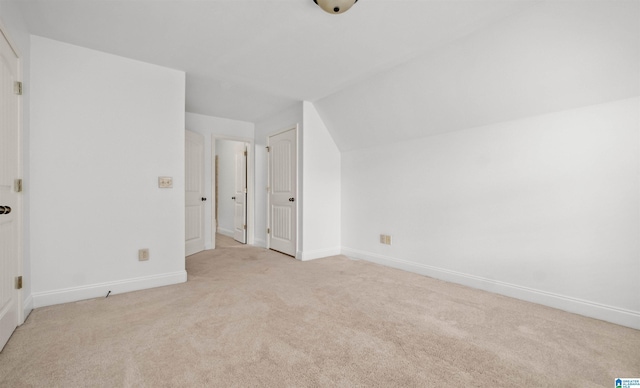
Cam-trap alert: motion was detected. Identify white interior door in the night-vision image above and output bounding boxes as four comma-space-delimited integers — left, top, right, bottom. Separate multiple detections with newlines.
233, 143, 247, 243
268, 128, 296, 257
0, 29, 21, 351
185, 130, 205, 256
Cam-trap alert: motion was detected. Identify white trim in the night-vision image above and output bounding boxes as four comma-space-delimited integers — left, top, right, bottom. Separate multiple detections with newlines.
22, 295, 33, 323
212, 136, 255, 246
266, 125, 299, 255
342, 247, 640, 330
0, 22, 24, 328
253, 238, 267, 248
185, 129, 206, 257
0, 19, 22, 58
210, 136, 216, 250
268, 125, 299, 139
298, 247, 341, 261
32, 271, 187, 308
217, 227, 234, 238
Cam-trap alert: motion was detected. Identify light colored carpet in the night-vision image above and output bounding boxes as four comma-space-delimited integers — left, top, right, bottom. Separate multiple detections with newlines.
1, 234, 638, 387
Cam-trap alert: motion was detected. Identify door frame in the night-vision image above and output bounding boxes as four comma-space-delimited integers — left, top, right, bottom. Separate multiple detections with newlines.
0, 22, 24, 327
212, 135, 254, 247
185, 129, 206, 256
266, 125, 299, 257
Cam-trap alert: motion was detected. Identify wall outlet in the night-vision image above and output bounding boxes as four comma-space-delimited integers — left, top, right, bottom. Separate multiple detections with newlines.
138, 248, 150, 261
380, 234, 392, 245
158, 176, 173, 188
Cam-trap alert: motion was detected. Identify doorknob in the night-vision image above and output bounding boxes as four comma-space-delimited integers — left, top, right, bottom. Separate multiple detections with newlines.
0, 206, 11, 214
201, 197, 207, 201
231, 196, 236, 200
288, 198, 295, 202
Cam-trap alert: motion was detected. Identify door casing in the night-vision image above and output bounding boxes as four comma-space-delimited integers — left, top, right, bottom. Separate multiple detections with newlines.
213, 136, 254, 247
185, 130, 206, 256
267, 126, 298, 257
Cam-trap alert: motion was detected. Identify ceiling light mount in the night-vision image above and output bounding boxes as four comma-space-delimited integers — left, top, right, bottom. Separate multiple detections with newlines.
313, 0, 358, 15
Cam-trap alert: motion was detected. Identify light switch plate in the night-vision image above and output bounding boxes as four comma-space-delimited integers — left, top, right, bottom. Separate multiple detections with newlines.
158, 176, 173, 188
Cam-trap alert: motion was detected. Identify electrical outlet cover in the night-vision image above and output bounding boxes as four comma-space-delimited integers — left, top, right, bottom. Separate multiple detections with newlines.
158, 176, 173, 188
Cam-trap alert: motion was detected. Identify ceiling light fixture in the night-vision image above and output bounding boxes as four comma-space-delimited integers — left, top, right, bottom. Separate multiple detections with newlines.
313, 0, 358, 14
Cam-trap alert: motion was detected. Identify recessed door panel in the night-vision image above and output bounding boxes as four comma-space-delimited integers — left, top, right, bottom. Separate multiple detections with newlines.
268, 129, 296, 257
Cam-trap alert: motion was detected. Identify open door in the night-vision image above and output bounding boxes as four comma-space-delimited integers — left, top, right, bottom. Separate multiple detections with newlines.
185, 130, 206, 256
0, 27, 22, 351
233, 143, 247, 243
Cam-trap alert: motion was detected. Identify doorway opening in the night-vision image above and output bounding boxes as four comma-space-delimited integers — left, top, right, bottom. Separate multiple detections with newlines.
215, 139, 249, 244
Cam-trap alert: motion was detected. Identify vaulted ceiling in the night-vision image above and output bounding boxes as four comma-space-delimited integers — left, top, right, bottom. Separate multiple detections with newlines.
18, 0, 536, 122
16, 1, 640, 151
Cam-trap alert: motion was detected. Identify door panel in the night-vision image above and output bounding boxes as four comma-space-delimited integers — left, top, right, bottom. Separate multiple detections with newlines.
0, 29, 21, 351
268, 129, 296, 257
233, 143, 247, 243
185, 130, 205, 256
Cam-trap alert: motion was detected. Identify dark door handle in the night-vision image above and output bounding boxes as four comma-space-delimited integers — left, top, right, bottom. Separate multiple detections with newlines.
289, 198, 295, 202
0, 206, 11, 214
231, 196, 236, 200
201, 197, 207, 201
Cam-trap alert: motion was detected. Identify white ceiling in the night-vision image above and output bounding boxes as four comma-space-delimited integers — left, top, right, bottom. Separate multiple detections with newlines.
18, 0, 537, 123
315, 1, 640, 151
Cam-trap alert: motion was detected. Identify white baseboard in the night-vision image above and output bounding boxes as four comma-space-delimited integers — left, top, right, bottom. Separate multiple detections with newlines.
253, 238, 267, 248
22, 294, 33, 324
342, 247, 640, 330
297, 247, 342, 262
32, 270, 188, 309
217, 228, 234, 238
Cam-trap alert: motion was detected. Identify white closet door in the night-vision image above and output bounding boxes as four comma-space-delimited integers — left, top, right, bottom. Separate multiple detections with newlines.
0, 28, 21, 351
268, 128, 296, 257
185, 130, 205, 256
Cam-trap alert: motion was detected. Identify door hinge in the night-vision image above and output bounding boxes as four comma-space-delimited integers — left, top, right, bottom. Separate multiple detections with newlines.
244, 187, 247, 193
15, 276, 22, 290
243, 224, 247, 230
243, 150, 247, 156
267, 228, 270, 234
14, 81, 22, 95
266, 186, 269, 192
266, 146, 270, 152
14, 179, 23, 193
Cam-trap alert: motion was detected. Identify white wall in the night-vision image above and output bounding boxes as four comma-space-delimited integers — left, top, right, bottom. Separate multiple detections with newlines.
185, 112, 254, 248
187, 112, 254, 140
253, 145, 268, 247
30, 36, 186, 307
215, 140, 239, 236
342, 97, 640, 329
300, 102, 341, 260
253, 102, 341, 259
0, 1, 33, 320
315, 1, 639, 152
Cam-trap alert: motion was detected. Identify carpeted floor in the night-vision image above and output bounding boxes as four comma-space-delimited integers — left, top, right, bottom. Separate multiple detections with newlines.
1, 234, 638, 387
